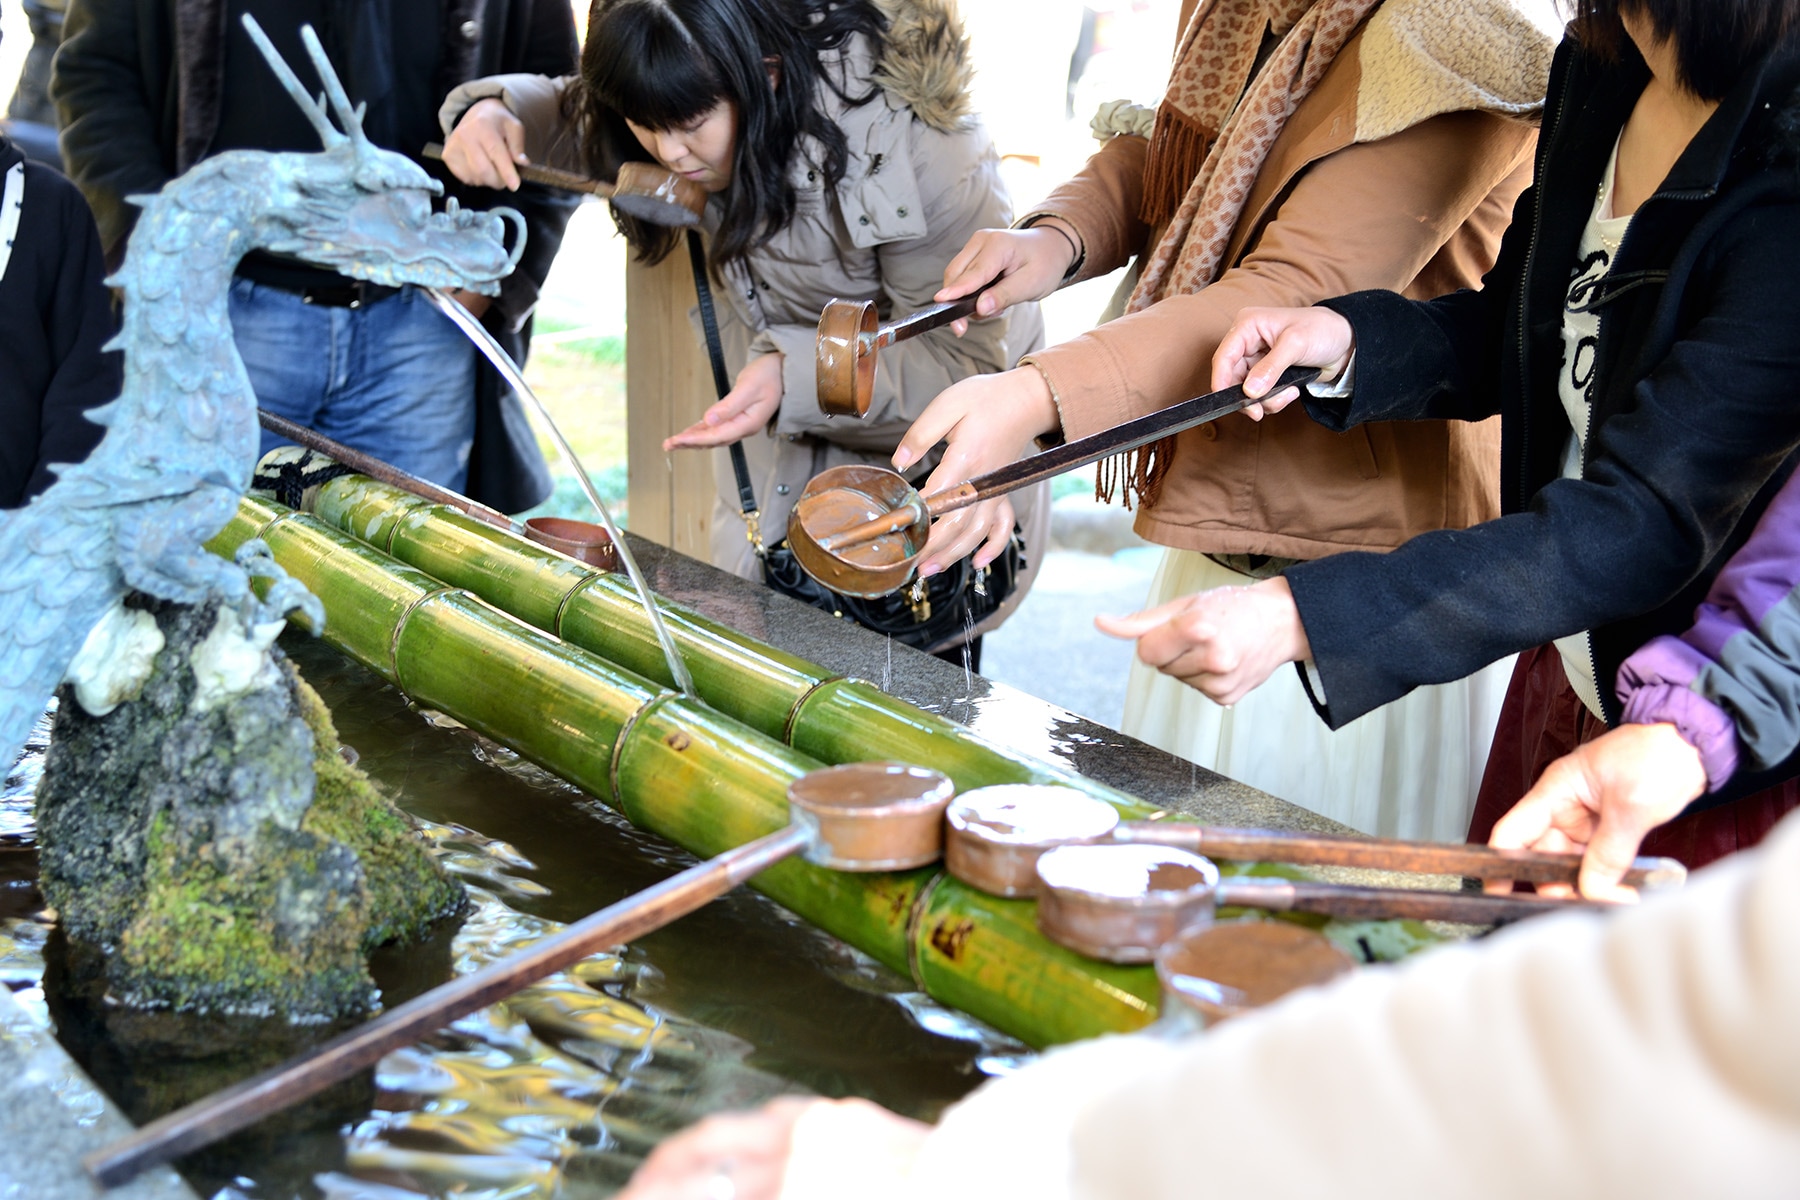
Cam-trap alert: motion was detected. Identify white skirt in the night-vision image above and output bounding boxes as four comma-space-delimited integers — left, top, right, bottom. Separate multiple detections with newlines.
1120, 550, 1515, 842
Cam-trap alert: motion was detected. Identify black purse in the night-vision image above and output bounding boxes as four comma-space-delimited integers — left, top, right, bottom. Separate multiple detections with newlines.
685, 231, 1023, 654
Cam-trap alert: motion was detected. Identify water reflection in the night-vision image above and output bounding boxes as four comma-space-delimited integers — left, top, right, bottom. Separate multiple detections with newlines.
2, 636, 1028, 1198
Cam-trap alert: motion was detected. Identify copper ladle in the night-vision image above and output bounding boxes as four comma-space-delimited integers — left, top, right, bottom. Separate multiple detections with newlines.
815, 283, 995, 417
941, 786, 1674, 963
785, 365, 1321, 598
256, 408, 619, 570
1032, 841, 1618, 965
942, 784, 1686, 898
423, 142, 706, 227
87, 762, 954, 1187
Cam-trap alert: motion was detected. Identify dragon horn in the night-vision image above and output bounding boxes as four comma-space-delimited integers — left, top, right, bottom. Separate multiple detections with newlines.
240, 15, 346, 149
298, 25, 375, 154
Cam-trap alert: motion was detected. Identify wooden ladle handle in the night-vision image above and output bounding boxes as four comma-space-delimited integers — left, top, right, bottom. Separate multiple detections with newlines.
815, 366, 1321, 554
1215, 879, 1609, 925
422, 144, 705, 226
1114, 822, 1686, 890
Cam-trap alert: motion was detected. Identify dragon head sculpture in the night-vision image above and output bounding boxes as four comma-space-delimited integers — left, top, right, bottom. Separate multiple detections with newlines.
240, 16, 523, 296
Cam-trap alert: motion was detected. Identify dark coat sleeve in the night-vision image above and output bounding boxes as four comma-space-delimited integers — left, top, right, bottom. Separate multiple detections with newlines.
1285, 198, 1800, 728
28, 173, 122, 500
51, 0, 173, 264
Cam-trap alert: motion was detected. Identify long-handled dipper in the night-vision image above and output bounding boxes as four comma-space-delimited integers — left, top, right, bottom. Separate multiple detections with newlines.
939, 786, 1674, 963
814, 284, 996, 417
256, 408, 619, 568
785, 366, 1321, 598
86, 763, 953, 1188
422, 142, 707, 227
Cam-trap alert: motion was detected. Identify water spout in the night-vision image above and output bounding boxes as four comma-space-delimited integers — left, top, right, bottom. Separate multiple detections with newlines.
424, 288, 696, 697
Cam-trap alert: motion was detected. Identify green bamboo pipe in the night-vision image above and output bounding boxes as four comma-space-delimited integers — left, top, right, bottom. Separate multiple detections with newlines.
302, 477, 1156, 817
208, 498, 1158, 1045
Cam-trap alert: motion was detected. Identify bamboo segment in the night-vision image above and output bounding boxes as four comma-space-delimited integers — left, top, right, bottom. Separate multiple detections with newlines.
910, 880, 1158, 1048
206, 499, 1167, 1046
613, 696, 929, 976
297, 478, 1160, 813
786, 679, 1158, 820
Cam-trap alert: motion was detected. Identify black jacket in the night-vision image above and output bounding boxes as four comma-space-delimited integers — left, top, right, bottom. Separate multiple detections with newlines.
0, 134, 119, 507
1286, 36, 1800, 806
50, 0, 579, 511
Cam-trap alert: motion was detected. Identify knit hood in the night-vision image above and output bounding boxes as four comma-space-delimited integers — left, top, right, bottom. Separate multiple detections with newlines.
870, 0, 975, 134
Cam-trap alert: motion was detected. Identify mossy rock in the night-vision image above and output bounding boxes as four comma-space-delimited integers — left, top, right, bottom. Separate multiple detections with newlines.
37, 595, 464, 1018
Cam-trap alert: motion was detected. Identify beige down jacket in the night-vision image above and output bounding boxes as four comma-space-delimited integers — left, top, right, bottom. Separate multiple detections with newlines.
445, 0, 1047, 634
776, 805, 1800, 1198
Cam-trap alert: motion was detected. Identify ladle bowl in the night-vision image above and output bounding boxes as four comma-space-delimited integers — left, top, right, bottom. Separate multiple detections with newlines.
945, 785, 1122, 897
1035, 843, 1222, 964
522, 516, 619, 570
608, 160, 708, 227
787, 761, 956, 870
787, 464, 929, 599
1155, 920, 1354, 1029
816, 298, 881, 417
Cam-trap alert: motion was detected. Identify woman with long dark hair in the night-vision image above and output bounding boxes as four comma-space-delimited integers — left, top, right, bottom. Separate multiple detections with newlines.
441, 0, 1046, 664
1126, 0, 1800, 872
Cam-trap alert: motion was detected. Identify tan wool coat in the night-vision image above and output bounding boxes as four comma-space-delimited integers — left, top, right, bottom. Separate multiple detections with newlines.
1027, 0, 1551, 560
446, 0, 1047, 631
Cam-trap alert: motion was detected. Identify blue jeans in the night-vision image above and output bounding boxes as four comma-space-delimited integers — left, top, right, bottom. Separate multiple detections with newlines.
230, 279, 478, 492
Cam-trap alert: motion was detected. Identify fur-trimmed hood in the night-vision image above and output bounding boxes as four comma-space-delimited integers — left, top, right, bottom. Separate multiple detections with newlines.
870, 0, 975, 135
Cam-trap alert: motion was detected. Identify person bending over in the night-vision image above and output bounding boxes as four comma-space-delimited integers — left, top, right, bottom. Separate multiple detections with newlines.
440, 0, 1047, 667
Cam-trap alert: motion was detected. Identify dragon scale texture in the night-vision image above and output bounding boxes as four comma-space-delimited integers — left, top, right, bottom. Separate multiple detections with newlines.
0, 19, 520, 772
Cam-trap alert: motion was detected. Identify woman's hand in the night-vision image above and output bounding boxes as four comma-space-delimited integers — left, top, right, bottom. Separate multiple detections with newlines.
892, 365, 1061, 576
1212, 306, 1356, 419
1487, 722, 1706, 902
664, 353, 785, 450
1094, 577, 1312, 706
442, 98, 531, 191
935, 221, 1081, 335
615, 1097, 928, 1200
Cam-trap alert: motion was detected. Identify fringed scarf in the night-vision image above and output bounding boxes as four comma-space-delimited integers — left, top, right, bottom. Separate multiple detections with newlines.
1097, 0, 1379, 510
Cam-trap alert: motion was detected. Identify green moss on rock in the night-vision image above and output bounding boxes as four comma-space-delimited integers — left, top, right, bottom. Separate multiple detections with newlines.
37, 596, 464, 1018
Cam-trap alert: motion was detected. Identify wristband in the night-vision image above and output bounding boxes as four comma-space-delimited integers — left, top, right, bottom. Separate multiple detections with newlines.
1016, 214, 1085, 284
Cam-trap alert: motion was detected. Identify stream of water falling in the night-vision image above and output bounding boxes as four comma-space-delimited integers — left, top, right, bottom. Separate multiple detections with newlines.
424, 289, 696, 698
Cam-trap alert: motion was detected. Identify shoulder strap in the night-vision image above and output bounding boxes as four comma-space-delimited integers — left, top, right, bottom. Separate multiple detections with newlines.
685, 229, 764, 553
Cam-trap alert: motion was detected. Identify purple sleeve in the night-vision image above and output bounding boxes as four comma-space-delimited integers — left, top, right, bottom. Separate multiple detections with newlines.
1617, 469, 1800, 790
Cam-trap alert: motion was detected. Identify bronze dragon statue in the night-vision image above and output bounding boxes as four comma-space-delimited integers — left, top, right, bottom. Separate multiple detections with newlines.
0, 18, 522, 771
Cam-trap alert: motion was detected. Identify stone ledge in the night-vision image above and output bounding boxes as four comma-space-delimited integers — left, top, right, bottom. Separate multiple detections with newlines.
0, 985, 199, 1200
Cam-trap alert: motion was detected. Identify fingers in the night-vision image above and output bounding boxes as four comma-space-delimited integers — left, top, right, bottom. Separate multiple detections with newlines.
892, 387, 970, 473
1212, 307, 1354, 397
933, 228, 1069, 315
918, 497, 1014, 577
443, 99, 528, 191
916, 498, 1010, 577
1576, 814, 1649, 904
1242, 326, 1316, 400
1094, 594, 1195, 640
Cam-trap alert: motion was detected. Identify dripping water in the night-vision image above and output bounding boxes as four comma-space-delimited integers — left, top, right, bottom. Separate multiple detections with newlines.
959, 606, 977, 697
882, 635, 893, 692
425, 288, 697, 697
